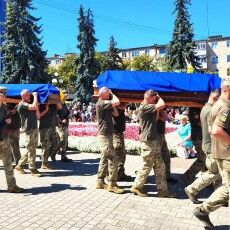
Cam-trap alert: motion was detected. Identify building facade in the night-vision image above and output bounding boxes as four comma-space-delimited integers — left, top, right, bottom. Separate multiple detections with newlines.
118, 35, 230, 78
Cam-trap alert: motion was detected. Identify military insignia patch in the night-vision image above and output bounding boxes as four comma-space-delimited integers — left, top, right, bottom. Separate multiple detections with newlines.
219, 112, 228, 123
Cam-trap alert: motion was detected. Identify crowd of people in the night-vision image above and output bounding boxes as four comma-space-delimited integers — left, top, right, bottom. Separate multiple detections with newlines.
0, 78, 230, 229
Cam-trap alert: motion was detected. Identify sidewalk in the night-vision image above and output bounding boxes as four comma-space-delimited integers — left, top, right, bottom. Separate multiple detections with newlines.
0, 151, 229, 230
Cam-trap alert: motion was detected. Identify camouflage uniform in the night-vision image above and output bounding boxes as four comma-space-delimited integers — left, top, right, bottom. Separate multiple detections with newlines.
112, 108, 129, 178
96, 100, 118, 183
133, 104, 168, 192
199, 96, 230, 213
159, 134, 171, 179
39, 105, 59, 165
17, 101, 38, 170
186, 102, 221, 197
113, 132, 126, 174
185, 108, 206, 183
0, 103, 17, 190
157, 113, 171, 179
57, 103, 71, 160
6, 107, 21, 164
57, 125, 68, 153
40, 128, 59, 164
18, 129, 38, 169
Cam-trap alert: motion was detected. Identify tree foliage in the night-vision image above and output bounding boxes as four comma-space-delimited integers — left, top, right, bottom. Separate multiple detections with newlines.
1, 0, 48, 83
58, 54, 78, 93
104, 36, 123, 70
131, 55, 156, 71
75, 5, 98, 103
166, 0, 200, 71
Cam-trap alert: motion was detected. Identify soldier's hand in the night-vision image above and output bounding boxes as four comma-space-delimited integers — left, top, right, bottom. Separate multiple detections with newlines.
32, 92, 37, 97
5, 118, 11, 124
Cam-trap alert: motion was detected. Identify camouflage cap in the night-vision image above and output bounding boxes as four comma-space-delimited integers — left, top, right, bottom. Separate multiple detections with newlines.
221, 78, 230, 87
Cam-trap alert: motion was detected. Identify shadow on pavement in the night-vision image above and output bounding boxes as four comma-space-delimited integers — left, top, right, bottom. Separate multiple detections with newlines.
211, 226, 230, 230
38, 157, 100, 177
24, 183, 87, 195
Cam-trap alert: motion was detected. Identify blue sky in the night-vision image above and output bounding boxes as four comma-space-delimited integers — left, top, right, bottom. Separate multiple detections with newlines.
32, 0, 230, 57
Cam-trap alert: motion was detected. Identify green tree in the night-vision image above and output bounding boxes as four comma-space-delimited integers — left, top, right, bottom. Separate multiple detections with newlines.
94, 52, 107, 74
131, 54, 156, 71
75, 5, 98, 103
58, 54, 78, 93
166, 0, 200, 71
105, 36, 123, 70
155, 57, 172, 72
1, 0, 48, 83
122, 59, 132, 70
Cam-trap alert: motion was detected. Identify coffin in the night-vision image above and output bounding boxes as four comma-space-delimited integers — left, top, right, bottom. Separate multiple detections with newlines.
0, 84, 60, 104
93, 70, 221, 107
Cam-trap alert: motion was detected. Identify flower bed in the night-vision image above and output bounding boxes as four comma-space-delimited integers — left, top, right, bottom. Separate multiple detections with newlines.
68, 122, 178, 155
69, 122, 176, 141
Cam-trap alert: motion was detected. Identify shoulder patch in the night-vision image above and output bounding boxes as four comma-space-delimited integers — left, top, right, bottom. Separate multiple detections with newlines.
219, 112, 228, 123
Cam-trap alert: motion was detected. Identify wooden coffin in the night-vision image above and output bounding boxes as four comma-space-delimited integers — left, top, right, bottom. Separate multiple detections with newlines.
93, 87, 208, 108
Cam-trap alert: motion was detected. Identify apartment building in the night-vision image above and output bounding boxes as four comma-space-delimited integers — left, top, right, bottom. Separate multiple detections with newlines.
47, 54, 64, 69
118, 35, 230, 78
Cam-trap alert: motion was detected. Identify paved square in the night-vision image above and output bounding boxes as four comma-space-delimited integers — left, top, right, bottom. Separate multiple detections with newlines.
0, 151, 229, 230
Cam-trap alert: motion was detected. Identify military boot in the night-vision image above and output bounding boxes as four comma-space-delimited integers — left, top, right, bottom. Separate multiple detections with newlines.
15, 165, 26, 174
30, 169, 42, 177
41, 163, 53, 170
96, 180, 108, 190
130, 186, 148, 197
193, 207, 214, 228
108, 182, 125, 194
117, 168, 132, 181
158, 190, 176, 198
184, 187, 202, 204
7, 185, 24, 193
61, 155, 73, 162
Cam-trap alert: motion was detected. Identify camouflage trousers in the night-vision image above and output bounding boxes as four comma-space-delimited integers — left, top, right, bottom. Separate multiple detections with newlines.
0, 138, 17, 189
8, 129, 21, 163
201, 159, 230, 213
185, 140, 206, 183
18, 129, 38, 170
40, 128, 59, 164
186, 152, 221, 196
57, 125, 68, 154
97, 134, 118, 183
158, 134, 171, 179
133, 139, 168, 191
113, 132, 126, 173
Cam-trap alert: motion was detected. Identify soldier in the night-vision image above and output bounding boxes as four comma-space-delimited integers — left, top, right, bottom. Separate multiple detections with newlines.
185, 107, 206, 183
96, 87, 124, 194
0, 87, 23, 193
57, 95, 72, 162
193, 79, 230, 228
6, 103, 21, 166
39, 103, 60, 169
112, 103, 131, 181
15, 89, 41, 176
130, 90, 176, 197
157, 109, 177, 183
185, 90, 221, 204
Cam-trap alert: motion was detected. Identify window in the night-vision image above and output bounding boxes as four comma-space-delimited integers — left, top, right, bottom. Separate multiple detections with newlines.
227, 41, 230, 48
131, 51, 139, 57
198, 56, 207, 63
227, 55, 230, 62
121, 52, 127, 58
211, 42, 218, 49
211, 56, 218, 64
227, 68, 230, 76
196, 43, 206, 50
145, 49, 150, 56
